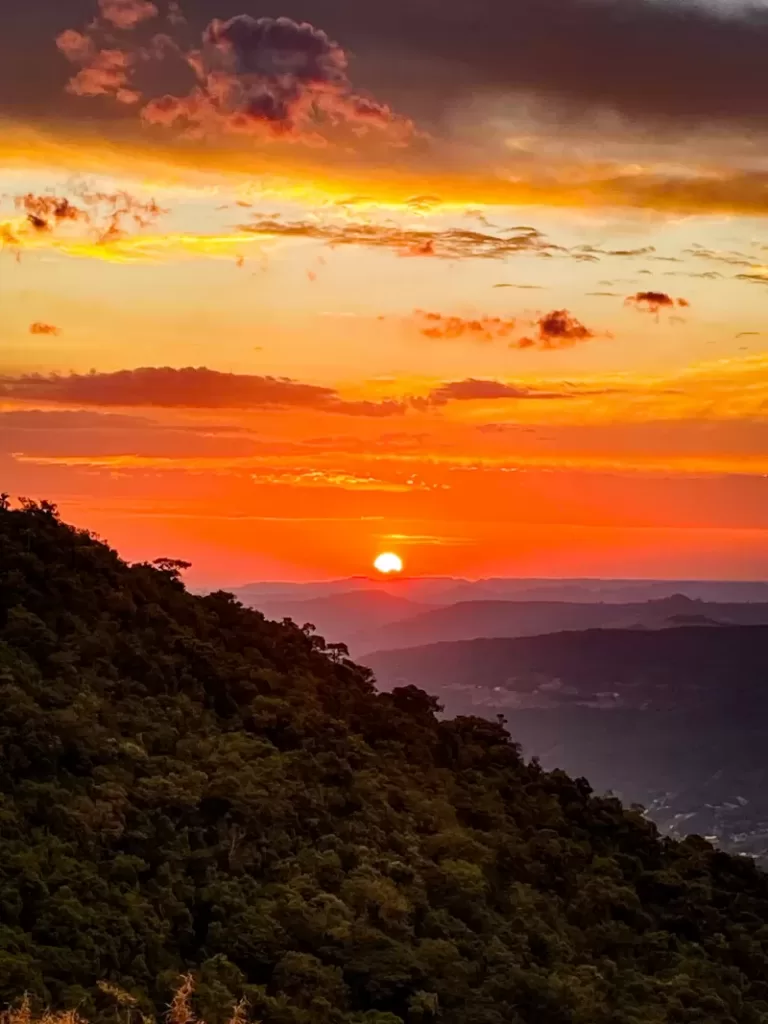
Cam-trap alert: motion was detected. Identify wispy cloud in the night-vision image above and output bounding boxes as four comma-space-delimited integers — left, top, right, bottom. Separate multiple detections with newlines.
414, 310, 517, 341
423, 378, 590, 404
241, 216, 558, 260
1, 188, 166, 256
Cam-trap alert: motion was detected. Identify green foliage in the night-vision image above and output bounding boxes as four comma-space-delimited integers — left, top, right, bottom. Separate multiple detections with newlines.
2, 500, 768, 1024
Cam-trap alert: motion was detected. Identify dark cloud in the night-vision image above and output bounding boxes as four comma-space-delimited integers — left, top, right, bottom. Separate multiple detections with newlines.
516, 309, 596, 350
242, 217, 558, 259
55, 5, 413, 143
0, 366, 409, 416
29, 322, 62, 336
626, 291, 690, 314
326, 0, 768, 132
7, 0, 768, 153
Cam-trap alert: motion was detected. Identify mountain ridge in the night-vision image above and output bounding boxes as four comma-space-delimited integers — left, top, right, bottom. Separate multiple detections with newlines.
4, 501, 768, 1024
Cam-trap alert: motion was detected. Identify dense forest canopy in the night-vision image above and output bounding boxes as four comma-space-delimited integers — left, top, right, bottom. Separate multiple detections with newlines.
3, 498, 768, 1024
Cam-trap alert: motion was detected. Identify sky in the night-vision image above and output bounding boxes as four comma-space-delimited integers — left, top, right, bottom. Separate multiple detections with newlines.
2, 0, 768, 584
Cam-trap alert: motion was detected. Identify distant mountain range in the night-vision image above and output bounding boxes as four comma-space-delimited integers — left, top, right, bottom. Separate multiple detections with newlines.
244, 585, 768, 655
365, 625, 768, 862
234, 576, 768, 608
253, 588, 433, 647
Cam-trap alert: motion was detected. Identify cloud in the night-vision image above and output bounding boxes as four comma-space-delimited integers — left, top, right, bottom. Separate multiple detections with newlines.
0, 366, 409, 416
476, 422, 537, 435
424, 379, 573, 404
0, 409, 276, 461
0, 366, 606, 418
493, 283, 544, 290
411, 308, 598, 349
0, 410, 151, 430
98, 0, 159, 30
242, 216, 557, 259
56, 28, 141, 105
3, 189, 166, 252
414, 310, 517, 341
29, 322, 62, 336
15, 194, 87, 232
685, 245, 755, 268
329, 0, 768, 134
736, 272, 768, 286
516, 309, 595, 350
58, 6, 413, 145
572, 244, 656, 261
626, 291, 690, 314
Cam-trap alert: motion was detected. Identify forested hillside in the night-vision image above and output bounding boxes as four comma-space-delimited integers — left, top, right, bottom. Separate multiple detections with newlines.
3, 499, 768, 1024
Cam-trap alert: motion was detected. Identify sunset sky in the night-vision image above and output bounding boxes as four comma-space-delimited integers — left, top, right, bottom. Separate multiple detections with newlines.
2, 0, 768, 584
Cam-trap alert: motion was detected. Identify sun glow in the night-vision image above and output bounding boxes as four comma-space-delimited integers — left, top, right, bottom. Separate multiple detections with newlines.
374, 552, 403, 574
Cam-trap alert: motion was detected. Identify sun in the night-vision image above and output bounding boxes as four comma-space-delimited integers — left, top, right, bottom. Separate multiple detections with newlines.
374, 552, 403, 575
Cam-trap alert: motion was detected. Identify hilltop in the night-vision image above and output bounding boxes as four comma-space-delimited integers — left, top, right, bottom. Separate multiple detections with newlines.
3, 500, 768, 1024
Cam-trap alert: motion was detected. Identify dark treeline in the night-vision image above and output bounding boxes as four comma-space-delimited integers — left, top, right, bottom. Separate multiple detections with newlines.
2, 499, 768, 1024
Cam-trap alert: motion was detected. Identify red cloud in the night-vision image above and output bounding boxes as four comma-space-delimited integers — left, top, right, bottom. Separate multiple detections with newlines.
29, 322, 62, 336
69, 50, 141, 104
15, 194, 87, 232
626, 291, 690, 314
516, 309, 595, 350
12, 190, 164, 245
415, 310, 517, 341
56, 28, 141, 104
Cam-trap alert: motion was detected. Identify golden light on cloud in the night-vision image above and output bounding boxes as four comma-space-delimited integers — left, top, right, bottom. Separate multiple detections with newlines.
374, 551, 404, 574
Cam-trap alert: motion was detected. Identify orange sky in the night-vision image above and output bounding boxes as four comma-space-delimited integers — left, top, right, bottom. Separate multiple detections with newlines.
2, 0, 768, 583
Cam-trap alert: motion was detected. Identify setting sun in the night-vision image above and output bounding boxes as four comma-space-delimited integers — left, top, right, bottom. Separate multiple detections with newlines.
374, 552, 403, 575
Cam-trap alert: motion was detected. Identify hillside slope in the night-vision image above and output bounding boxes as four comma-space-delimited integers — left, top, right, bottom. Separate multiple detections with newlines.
4, 501, 768, 1024
364, 628, 768, 860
